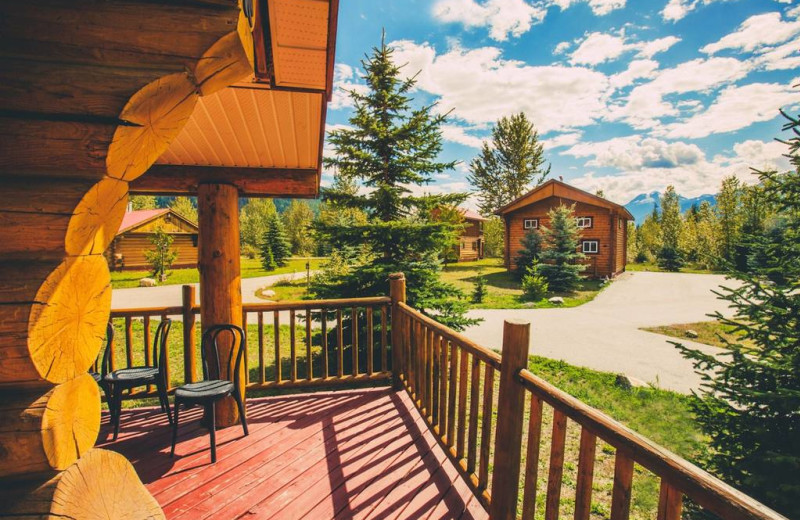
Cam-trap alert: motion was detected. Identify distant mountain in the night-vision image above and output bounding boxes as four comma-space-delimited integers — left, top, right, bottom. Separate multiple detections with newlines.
624, 192, 716, 223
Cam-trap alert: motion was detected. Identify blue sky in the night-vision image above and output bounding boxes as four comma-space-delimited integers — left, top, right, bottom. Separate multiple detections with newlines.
324, 0, 800, 206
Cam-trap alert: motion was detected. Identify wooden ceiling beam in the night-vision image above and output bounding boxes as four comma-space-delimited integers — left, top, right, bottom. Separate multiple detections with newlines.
130, 164, 319, 198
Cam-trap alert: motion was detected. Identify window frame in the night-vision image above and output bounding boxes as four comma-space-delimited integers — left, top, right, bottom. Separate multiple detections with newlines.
582, 240, 599, 254
576, 216, 593, 229
523, 218, 538, 230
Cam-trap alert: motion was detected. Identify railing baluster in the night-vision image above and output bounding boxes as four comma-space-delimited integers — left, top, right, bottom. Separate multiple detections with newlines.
110, 318, 117, 371
446, 340, 458, 448
125, 316, 133, 368
258, 311, 265, 385
456, 349, 469, 460
657, 481, 683, 520
306, 308, 312, 381
336, 309, 343, 378
182, 285, 197, 384
522, 395, 544, 518
322, 311, 328, 379
380, 305, 388, 373
143, 315, 152, 393
274, 310, 281, 383
427, 327, 435, 421
611, 450, 634, 520
478, 364, 495, 491
161, 313, 170, 391
437, 335, 448, 435
366, 306, 374, 376
574, 428, 597, 520
242, 310, 249, 384
351, 307, 358, 377
545, 409, 568, 520
467, 355, 481, 474
290, 309, 296, 382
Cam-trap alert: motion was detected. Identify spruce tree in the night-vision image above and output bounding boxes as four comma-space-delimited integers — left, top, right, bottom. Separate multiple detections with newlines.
312, 35, 475, 330
260, 213, 291, 271
468, 112, 550, 215
657, 185, 684, 271
538, 205, 585, 292
514, 228, 543, 279
675, 112, 800, 518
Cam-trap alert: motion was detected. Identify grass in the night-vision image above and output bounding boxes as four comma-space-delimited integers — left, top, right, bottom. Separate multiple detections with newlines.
441, 257, 606, 309
255, 277, 309, 301
110, 257, 323, 289
627, 261, 722, 275
642, 320, 754, 349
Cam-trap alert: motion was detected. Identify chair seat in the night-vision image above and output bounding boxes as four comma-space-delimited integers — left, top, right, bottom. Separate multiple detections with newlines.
175, 380, 234, 400
105, 367, 158, 383
90, 371, 101, 384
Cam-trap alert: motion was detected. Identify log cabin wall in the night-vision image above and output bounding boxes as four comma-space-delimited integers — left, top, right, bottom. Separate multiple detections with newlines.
504, 198, 625, 278
0, 0, 255, 516
108, 210, 200, 270
454, 217, 485, 261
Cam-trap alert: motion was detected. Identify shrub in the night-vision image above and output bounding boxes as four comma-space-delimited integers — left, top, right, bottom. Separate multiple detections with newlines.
471, 274, 487, 303
521, 263, 548, 301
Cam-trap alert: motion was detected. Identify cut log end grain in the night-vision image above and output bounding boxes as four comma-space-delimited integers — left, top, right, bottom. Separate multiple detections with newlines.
194, 31, 252, 97
0, 373, 100, 477
0, 448, 165, 519
67, 177, 129, 256
106, 72, 199, 181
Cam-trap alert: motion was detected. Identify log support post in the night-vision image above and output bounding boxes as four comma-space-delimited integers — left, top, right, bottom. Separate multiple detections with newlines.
389, 273, 406, 390
489, 319, 530, 520
198, 183, 243, 428
182, 284, 197, 384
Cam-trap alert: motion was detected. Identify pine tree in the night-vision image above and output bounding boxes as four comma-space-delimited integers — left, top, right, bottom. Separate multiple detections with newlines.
675, 112, 800, 518
312, 35, 475, 330
241, 198, 277, 253
514, 228, 543, 279
657, 185, 684, 271
284, 200, 315, 256
468, 112, 550, 215
144, 226, 177, 281
260, 213, 291, 271
717, 175, 742, 263
471, 273, 487, 303
538, 205, 585, 292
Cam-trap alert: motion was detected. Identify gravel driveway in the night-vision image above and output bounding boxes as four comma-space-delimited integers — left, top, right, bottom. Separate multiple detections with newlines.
462, 271, 737, 393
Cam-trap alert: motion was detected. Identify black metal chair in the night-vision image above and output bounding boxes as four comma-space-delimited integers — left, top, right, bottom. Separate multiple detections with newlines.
89, 322, 115, 421
171, 324, 249, 463
105, 318, 173, 440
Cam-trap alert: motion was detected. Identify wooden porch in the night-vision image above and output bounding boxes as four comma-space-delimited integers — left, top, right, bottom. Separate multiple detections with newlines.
98, 387, 487, 520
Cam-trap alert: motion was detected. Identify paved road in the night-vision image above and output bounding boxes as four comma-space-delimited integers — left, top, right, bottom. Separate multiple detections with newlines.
111, 271, 314, 309
462, 271, 737, 394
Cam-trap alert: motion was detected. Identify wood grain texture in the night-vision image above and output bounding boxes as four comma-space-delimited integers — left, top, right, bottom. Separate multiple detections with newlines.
545, 409, 568, 520
611, 450, 635, 520
194, 31, 252, 96
575, 428, 598, 520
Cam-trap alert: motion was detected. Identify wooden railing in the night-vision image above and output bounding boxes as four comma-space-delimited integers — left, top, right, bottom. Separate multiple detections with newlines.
388, 274, 787, 520
107, 286, 391, 399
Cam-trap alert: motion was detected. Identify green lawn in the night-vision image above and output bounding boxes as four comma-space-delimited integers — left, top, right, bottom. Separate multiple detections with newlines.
110, 257, 323, 289
255, 278, 309, 301
442, 257, 606, 309
642, 320, 754, 349
627, 261, 723, 275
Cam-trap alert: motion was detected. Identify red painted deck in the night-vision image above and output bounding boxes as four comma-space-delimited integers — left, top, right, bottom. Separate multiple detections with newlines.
97, 387, 489, 520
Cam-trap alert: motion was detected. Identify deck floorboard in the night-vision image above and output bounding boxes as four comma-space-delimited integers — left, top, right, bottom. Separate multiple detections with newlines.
98, 387, 488, 520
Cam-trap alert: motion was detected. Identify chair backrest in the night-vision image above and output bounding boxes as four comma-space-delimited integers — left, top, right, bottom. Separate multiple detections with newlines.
97, 322, 114, 377
152, 318, 172, 383
200, 324, 246, 389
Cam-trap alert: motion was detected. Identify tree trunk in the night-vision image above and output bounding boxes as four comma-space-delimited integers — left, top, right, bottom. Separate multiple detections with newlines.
0, 448, 164, 519
0, 373, 100, 478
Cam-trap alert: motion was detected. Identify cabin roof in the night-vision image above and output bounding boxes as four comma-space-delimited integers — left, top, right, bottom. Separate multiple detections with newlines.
118, 209, 198, 235
460, 208, 487, 221
495, 179, 634, 220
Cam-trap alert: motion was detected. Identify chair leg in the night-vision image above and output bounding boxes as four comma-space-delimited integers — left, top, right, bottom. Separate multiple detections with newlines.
157, 380, 172, 425
102, 383, 114, 423
170, 398, 181, 457
207, 403, 217, 463
234, 392, 249, 436
112, 386, 122, 441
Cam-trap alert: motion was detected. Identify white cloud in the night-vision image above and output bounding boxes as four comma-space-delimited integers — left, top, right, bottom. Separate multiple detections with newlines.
543, 131, 584, 149
564, 136, 704, 170
554, 41, 572, 55
330, 64, 368, 110
702, 12, 800, 54
715, 139, 792, 173
661, 0, 731, 22
569, 32, 679, 65
551, 0, 626, 16
757, 40, 800, 71
390, 40, 610, 133
610, 59, 659, 89
441, 125, 486, 148
661, 80, 800, 139
431, 0, 547, 41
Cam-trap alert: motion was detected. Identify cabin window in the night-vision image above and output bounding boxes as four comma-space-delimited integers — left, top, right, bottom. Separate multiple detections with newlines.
618, 218, 623, 229
582, 240, 599, 254
523, 219, 538, 229
472, 241, 477, 250
576, 216, 592, 229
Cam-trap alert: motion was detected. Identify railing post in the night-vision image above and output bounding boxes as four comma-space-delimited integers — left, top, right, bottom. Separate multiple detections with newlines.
389, 272, 406, 390
182, 284, 197, 384
489, 319, 530, 520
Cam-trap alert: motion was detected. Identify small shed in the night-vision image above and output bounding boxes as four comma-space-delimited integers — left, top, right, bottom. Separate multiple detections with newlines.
456, 208, 487, 262
496, 179, 634, 278
107, 209, 199, 271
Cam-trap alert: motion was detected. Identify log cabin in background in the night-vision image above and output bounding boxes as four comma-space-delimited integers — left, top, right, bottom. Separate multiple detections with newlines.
107, 208, 199, 271
455, 208, 486, 262
497, 179, 634, 278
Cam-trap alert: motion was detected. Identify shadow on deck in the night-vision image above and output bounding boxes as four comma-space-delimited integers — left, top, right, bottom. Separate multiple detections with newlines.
97, 387, 488, 520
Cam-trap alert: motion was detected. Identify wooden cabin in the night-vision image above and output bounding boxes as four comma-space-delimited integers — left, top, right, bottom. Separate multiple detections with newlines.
456, 208, 486, 262
107, 209, 199, 271
497, 179, 634, 278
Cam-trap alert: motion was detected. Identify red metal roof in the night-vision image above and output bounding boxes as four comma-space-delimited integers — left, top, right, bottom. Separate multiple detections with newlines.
118, 209, 169, 234
459, 208, 488, 221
